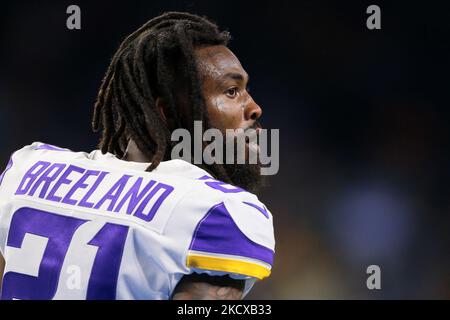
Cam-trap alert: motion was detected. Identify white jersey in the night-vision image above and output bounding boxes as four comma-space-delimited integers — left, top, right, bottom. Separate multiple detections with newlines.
0, 142, 275, 300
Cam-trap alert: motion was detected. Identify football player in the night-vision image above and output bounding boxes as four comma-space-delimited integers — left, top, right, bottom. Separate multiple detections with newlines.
0, 12, 275, 300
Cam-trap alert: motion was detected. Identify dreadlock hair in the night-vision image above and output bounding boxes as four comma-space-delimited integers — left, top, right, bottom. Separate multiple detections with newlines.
92, 12, 233, 182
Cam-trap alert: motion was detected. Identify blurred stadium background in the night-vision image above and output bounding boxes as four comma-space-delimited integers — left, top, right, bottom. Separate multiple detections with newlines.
0, 1, 449, 299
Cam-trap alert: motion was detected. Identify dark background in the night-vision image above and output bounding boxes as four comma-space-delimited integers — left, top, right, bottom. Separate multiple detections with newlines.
0, 1, 449, 299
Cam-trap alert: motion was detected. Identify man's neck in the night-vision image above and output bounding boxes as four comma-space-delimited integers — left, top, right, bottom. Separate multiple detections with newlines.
122, 140, 153, 163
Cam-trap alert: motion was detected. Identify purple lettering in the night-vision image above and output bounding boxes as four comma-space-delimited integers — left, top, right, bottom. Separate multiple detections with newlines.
113, 178, 156, 215
63, 170, 101, 206
47, 165, 86, 202
28, 163, 66, 198
79, 171, 109, 208
94, 175, 132, 211
134, 183, 174, 222
198, 175, 244, 193
15, 161, 51, 195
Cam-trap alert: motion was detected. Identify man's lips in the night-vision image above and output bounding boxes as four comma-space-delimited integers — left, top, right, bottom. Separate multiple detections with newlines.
243, 126, 261, 144
244, 124, 262, 134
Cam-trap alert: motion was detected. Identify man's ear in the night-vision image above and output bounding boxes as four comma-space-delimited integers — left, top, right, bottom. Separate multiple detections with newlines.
156, 97, 181, 134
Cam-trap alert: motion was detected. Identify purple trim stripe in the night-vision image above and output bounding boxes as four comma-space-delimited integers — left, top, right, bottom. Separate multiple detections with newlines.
242, 201, 270, 219
0, 156, 14, 187
189, 202, 274, 265
34, 144, 69, 152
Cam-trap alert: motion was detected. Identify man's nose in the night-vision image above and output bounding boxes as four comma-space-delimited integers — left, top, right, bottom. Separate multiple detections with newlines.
244, 97, 262, 121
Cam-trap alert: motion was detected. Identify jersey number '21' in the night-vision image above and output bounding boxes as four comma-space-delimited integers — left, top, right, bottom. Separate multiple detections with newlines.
1, 207, 129, 300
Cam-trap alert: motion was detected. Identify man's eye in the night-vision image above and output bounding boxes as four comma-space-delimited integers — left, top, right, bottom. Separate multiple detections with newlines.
225, 87, 238, 98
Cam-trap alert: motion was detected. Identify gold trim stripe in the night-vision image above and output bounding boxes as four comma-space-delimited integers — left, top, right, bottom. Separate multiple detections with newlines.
186, 254, 271, 280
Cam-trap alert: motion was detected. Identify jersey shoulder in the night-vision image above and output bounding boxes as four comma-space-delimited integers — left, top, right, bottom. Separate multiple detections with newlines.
0, 142, 66, 189
170, 177, 275, 282
0, 142, 86, 192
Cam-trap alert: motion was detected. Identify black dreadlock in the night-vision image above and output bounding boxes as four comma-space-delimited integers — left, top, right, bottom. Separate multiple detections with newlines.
92, 12, 232, 182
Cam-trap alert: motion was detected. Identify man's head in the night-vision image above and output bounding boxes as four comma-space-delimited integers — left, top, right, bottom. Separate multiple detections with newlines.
93, 12, 264, 192
195, 45, 262, 133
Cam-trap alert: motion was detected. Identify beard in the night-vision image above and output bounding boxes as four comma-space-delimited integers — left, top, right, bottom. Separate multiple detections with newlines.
197, 147, 265, 194
197, 142, 265, 194
181, 121, 267, 194
224, 123, 267, 194
220, 130, 266, 194
223, 160, 266, 194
